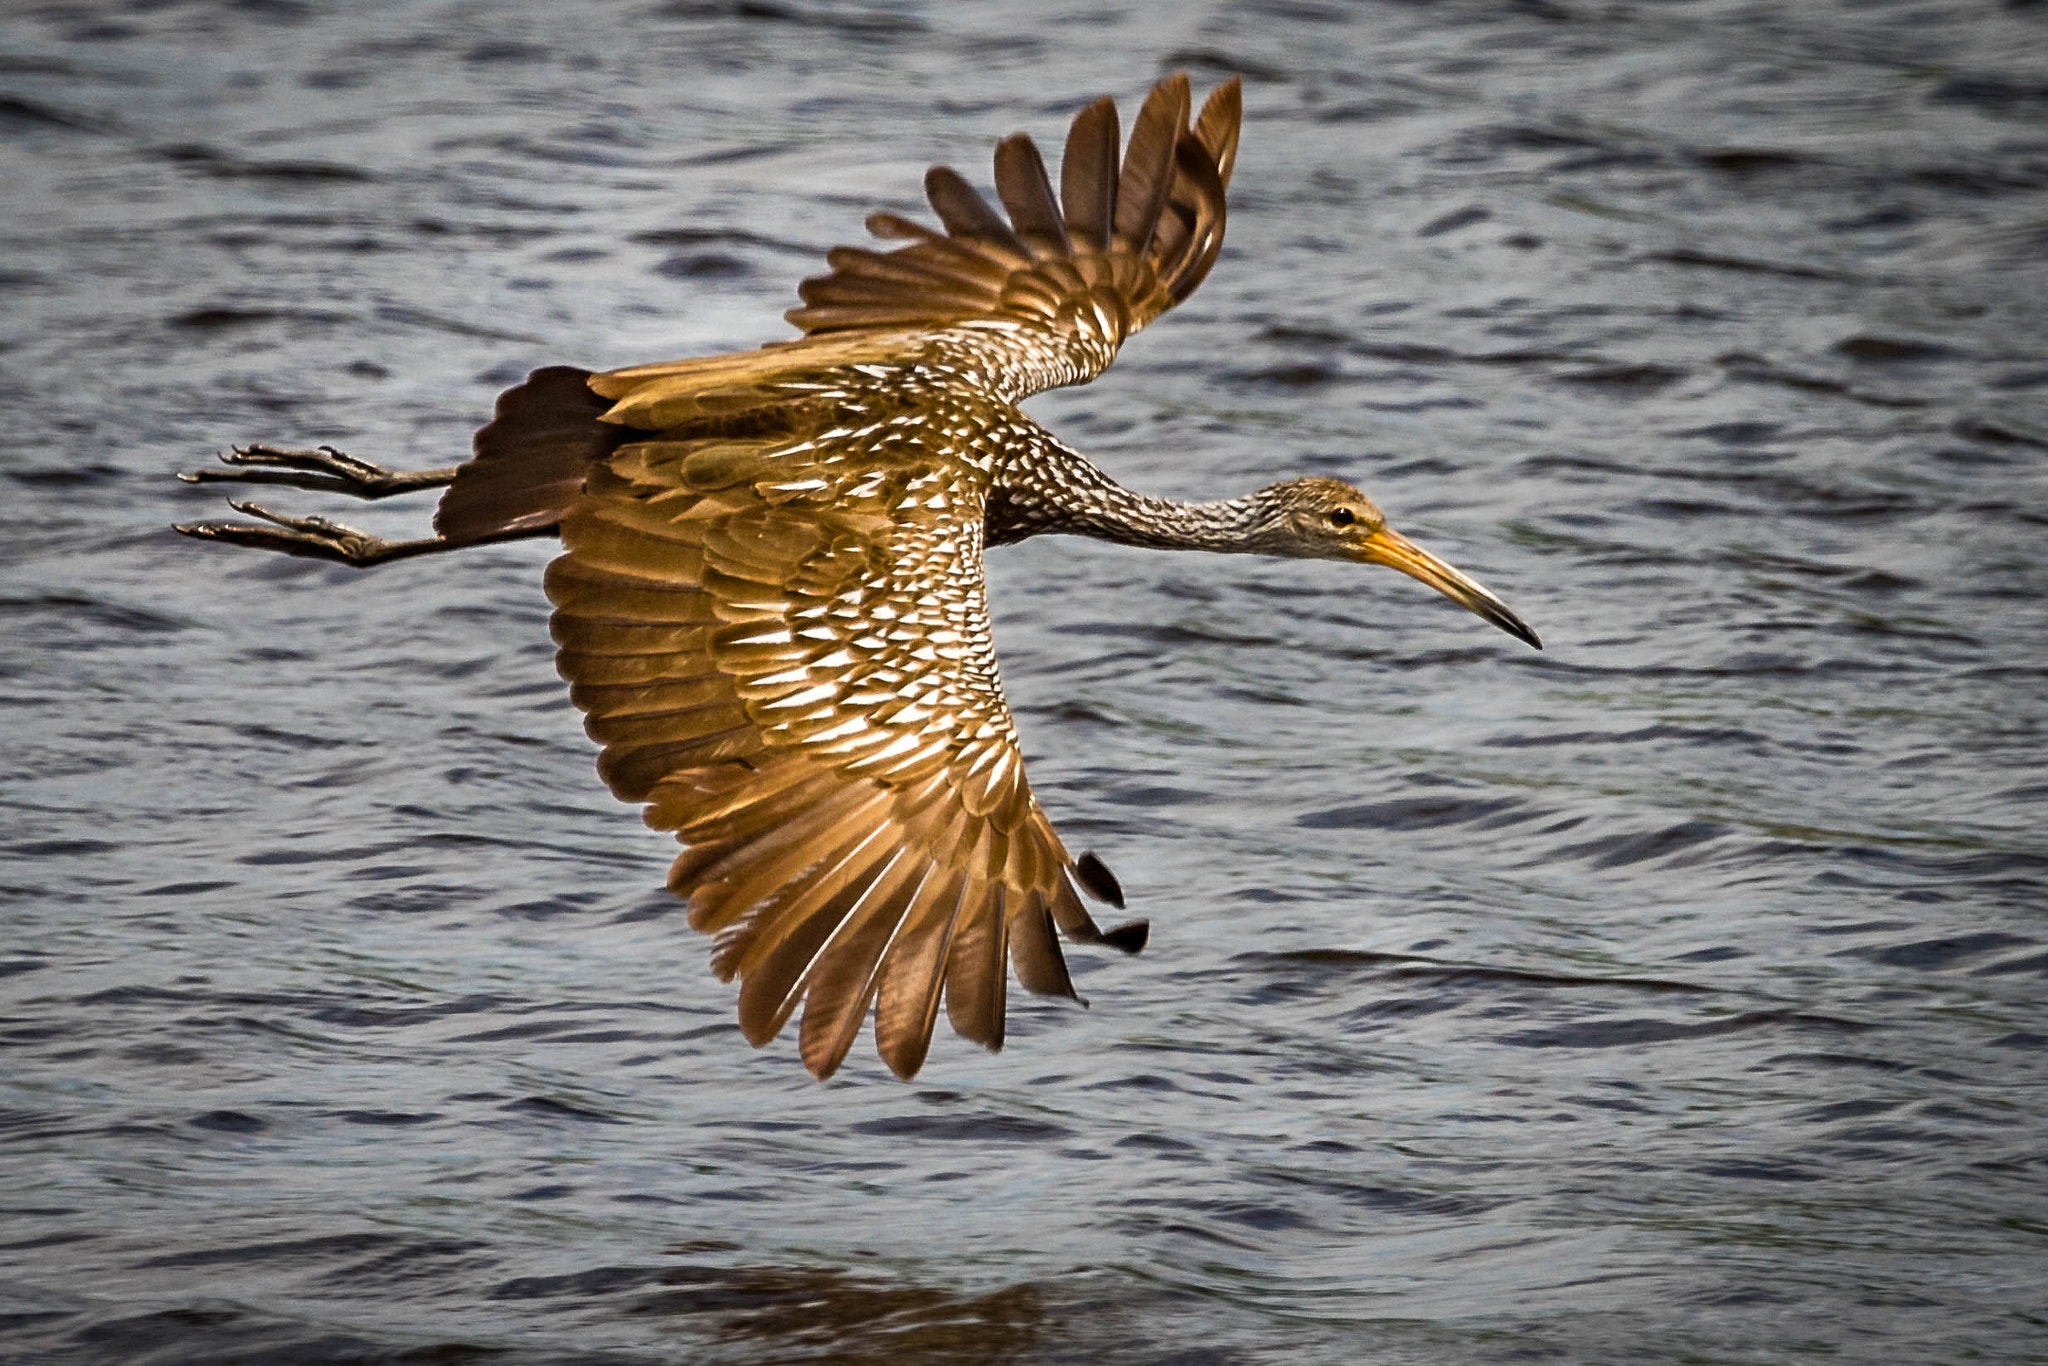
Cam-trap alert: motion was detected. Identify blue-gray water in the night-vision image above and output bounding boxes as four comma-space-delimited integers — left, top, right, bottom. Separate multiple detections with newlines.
4, 1, 2046, 1361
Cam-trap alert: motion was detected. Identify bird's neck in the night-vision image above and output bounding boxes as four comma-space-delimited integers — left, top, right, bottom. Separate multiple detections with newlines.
990, 436, 1269, 553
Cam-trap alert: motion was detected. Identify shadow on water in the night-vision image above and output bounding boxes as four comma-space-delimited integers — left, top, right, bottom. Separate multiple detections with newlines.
511, 1260, 1046, 1364
25, 1258, 1050, 1365
4, 0, 2048, 1362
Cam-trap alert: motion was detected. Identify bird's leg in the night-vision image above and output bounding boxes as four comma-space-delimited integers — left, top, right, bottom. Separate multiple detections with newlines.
175, 498, 459, 568
176, 444, 461, 499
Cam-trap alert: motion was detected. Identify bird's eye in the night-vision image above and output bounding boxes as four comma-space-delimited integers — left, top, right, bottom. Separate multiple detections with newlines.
1328, 508, 1356, 528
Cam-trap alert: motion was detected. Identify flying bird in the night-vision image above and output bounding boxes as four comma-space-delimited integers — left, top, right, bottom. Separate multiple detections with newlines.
177, 73, 1540, 1080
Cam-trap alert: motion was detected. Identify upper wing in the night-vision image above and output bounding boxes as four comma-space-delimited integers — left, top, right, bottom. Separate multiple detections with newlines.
544, 388, 1132, 1080
574, 74, 1240, 440
784, 72, 1241, 400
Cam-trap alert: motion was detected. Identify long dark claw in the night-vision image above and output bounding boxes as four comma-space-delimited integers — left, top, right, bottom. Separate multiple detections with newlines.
224, 497, 344, 534
174, 444, 459, 498
174, 503, 443, 568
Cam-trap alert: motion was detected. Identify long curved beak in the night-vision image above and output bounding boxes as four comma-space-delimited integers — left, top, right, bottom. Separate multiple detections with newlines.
1358, 526, 1542, 649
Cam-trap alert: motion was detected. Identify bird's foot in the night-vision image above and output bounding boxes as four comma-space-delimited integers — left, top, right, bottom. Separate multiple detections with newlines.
174, 498, 438, 567
176, 444, 458, 499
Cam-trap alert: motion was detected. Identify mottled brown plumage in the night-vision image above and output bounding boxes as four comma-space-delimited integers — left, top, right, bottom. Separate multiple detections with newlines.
176, 74, 1538, 1081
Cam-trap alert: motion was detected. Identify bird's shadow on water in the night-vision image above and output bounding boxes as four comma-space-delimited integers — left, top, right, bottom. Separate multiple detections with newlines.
47, 1254, 1058, 1366
574, 1257, 1048, 1363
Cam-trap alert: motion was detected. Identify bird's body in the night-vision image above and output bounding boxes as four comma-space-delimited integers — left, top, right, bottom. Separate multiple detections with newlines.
177, 74, 1538, 1080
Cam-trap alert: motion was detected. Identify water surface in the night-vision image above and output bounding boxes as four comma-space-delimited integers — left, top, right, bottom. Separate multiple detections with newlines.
4, 1, 2046, 1361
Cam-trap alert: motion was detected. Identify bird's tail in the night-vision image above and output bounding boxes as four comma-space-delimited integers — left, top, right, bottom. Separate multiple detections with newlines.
433, 365, 628, 545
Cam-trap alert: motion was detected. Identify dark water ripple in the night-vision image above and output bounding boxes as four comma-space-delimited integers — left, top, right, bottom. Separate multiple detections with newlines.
5, 0, 2048, 1362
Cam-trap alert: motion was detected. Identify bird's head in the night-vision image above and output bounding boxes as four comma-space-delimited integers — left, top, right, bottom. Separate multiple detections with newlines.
1248, 476, 1541, 649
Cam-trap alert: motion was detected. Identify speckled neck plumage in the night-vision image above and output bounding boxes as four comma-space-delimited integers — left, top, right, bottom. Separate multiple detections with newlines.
987, 425, 1268, 553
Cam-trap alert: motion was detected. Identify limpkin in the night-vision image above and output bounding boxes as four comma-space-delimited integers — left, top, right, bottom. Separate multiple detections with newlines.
176, 73, 1540, 1080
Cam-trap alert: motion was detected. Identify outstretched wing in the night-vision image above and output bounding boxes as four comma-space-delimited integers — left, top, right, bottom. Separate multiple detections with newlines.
431, 76, 1242, 551
785, 72, 1241, 400
545, 388, 1134, 1080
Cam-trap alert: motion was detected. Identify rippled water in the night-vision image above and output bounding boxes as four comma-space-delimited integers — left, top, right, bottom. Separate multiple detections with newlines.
5, 1, 2047, 1361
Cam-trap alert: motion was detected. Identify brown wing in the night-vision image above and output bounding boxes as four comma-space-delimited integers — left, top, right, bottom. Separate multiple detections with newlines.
545, 382, 1131, 1080
784, 72, 1241, 399
421, 77, 1242, 546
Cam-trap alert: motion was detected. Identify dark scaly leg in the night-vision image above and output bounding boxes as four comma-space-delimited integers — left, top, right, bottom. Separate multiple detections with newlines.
174, 443, 478, 567
174, 498, 467, 567
174, 363, 613, 567
177, 443, 461, 499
